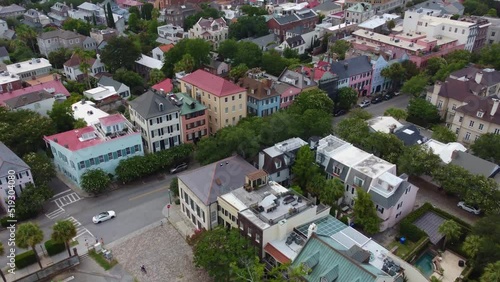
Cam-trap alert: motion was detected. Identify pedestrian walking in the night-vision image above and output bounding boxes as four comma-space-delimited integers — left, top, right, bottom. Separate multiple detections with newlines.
95, 238, 98, 244
141, 265, 147, 274
101, 237, 104, 245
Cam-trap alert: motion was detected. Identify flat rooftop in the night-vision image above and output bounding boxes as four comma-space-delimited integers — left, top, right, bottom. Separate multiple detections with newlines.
367, 116, 403, 134
330, 145, 371, 167
72, 101, 109, 125
6, 58, 51, 74
220, 181, 289, 211
0, 70, 19, 84
83, 86, 117, 101
352, 154, 394, 179
263, 137, 307, 158
317, 135, 349, 157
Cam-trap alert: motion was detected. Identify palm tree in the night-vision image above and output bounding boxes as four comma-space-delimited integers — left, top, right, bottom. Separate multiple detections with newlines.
481, 261, 500, 282
438, 220, 462, 249
0, 242, 6, 282
16, 222, 44, 269
74, 48, 94, 89
462, 235, 482, 259
51, 220, 77, 257
430, 276, 442, 282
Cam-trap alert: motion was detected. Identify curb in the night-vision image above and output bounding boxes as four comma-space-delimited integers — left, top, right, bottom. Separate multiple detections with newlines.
107, 219, 164, 249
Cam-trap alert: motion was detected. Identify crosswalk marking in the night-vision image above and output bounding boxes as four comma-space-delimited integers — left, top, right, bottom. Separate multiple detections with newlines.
54, 193, 82, 208
65, 216, 93, 240
45, 208, 65, 219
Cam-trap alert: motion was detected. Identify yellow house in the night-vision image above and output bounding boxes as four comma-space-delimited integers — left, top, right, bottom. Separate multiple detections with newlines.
179, 69, 247, 134
451, 97, 500, 144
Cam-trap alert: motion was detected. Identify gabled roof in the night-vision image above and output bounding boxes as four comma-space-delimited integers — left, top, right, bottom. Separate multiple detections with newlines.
450, 66, 500, 88
38, 29, 84, 40
240, 33, 278, 49
180, 69, 245, 97
450, 151, 499, 178
98, 76, 127, 91
331, 56, 372, 79
239, 77, 280, 100
4, 90, 53, 109
177, 155, 258, 205
0, 142, 30, 177
313, 0, 341, 13
0, 4, 25, 14
286, 35, 305, 46
455, 96, 500, 125
369, 180, 410, 208
1, 80, 69, 106
435, 78, 484, 101
128, 90, 179, 119
151, 78, 173, 93
0, 46, 8, 57
63, 53, 96, 68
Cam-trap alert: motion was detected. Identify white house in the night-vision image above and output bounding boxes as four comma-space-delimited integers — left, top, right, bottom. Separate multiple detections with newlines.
97, 76, 130, 99
188, 17, 229, 49
83, 86, 118, 102
71, 100, 109, 125
157, 24, 188, 43
315, 135, 419, 232
0, 142, 34, 212
276, 35, 306, 54
6, 58, 52, 80
151, 44, 174, 63
4, 90, 66, 116
128, 90, 182, 153
63, 53, 106, 81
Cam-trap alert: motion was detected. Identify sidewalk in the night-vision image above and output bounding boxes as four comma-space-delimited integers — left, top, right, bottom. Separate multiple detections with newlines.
162, 201, 196, 238
51, 256, 135, 282
56, 172, 91, 198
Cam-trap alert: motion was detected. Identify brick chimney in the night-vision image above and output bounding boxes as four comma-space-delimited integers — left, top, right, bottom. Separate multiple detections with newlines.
491, 98, 500, 116
475, 71, 483, 84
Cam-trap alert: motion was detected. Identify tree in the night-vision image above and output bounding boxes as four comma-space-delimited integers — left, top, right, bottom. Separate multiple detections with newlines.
438, 220, 462, 249
229, 256, 265, 282
174, 53, 196, 73
74, 48, 95, 88
127, 13, 140, 33
22, 153, 55, 186
100, 36, 141, 72
431, 164, 470, 196
462, 235, 482, 259
481, 261, 500, 282
16, 183, 53, 220
292, 146, 319, 190
283, 48, 299, 59
406, 98, 441, 128
49, 100, 78, 133
16, 222, 44, 269
398, 145, 442, 176
426, 57, 447, 77
330, 40, 351, 60
0, 108, 56, 157
162, 38, 211, 77
217, 39, 239, 60
471, 133, 500, 164
62, 18, 92, 36
229, 63, 248, 82
261, 50, 290, 76
228, 16, 269, 40
80, 169, 110, 195
431, 125, 457, 143
48, 48, 72, 69
365, 132, 404, 164
384, 107, 408, 120
479, 44, 500, 70
381, 63, 405, 89
129, 6, 140, 18
337, 87, 358, 110
335, 118, 370, 147
141, 3, 154, 20
298, 109, 333, 140
170, 177, 179, 198
289, 88, 334, 115
15, 25, 38, 53
320, 178, 345, 208
401, 60, 420, 81
233, 41, 263, 69
445, 50, 472, 65
402, 74, 429, 97
348, 108, 373, 120
148, 68, 165, 85
240, 5, 268, 16
51, 220, 77, 257
353, 189, 381, 235
387, 20, 396, 30
113, 68, 144, 94
0, 242, 5, 282
193, 228, 255, 281
106, 2, 115, 28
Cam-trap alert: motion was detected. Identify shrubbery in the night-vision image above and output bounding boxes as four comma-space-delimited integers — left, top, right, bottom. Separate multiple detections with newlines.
115, 144, 193, 183
399, 203, 433, 242
44, 239, 66, 256
15, 250, 37, 269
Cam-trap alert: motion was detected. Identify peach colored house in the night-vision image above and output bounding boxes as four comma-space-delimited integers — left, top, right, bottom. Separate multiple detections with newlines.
174, 93, 208, 143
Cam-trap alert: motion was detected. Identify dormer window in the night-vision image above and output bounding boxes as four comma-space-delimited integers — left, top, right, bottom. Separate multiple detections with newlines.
354, 176, 364, 187
477, 111, 484, 118
334, 166, 341, 175
275, 160, 282, 169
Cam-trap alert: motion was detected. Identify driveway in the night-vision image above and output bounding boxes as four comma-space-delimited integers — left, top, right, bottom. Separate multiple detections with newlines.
410, 177, 479, 226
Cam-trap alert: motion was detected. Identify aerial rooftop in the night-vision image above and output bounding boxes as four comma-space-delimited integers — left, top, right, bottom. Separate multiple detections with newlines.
263, 137, 308, 158
72, 101, 109, 125
6, 58, 52, 74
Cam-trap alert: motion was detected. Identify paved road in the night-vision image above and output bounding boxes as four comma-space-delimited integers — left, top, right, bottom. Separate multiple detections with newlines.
332, 94, 411, 125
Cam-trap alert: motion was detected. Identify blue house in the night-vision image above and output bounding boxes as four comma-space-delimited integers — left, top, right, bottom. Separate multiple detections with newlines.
371, 54, 409, 94
239, 76, 281, 117
44, 114, 143, 187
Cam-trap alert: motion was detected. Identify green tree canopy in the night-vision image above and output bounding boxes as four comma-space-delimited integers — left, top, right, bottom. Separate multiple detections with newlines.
228, 16, 269, 40
16, 183, 53, 220
162, 38, 211, 77
48, 48, 72, 69
22, 152, 55, 186
292, 146, 319, 190
148, 68, 165, 85
348, 108, 373, 120
337, 87, 358, 110
240, 5, 268, 16
330, 40, 351, 60
398, 145, 442, 176
462, 235, 482, 259
16, 222, 44, 268
471, 133, 500, 164
353, 189, 381, 235
381, 62, 405, 89
320, 178, 345, 208
100, 36, 141, 72
51, 220, 77, 257
62, 18, 92, 36
261, 50, 298, 76
406, 97, 441, 128
80, 169, 110, 195
401, 74, 429, 97
384, 107, 408, 120
426, 57, 447, 77
229, 63, 248, 82
113, 68, 144, 94
217, 39, 239, 60
335, 117, 370, 148
431, 125, 457, 143
289, 88, 334, 115
431, 163, 471, 196
439, 219, 462, 249
481, 261, 500, 282
233, 41, 263, 68
49, 101, 78, 133
365, 131, 404, 164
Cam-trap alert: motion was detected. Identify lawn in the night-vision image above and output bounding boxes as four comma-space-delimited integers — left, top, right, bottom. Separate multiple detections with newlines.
88, 249, 118, 270
388, 240, 417, 258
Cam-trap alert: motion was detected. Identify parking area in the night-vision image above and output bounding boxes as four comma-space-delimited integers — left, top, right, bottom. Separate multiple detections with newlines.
410, 177, 479, 226
111, 222, 211, 282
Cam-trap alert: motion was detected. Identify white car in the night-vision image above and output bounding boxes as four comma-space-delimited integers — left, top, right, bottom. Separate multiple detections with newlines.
457, 202, 481, 215
358, 100, 371, 108
92, 211, 116, 224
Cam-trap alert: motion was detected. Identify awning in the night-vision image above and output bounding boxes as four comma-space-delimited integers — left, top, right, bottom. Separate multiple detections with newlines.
264, 243, 291, 264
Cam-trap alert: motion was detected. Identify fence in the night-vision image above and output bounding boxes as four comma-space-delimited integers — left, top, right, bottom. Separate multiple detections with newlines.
13, 255, 80, 282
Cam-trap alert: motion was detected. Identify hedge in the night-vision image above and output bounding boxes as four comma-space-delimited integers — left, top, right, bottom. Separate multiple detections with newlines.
15, 250, 37, 269
0, 216, 15, 228
44, 239, 66, 256
399, 203, 433, 241
402, 236, 430, 262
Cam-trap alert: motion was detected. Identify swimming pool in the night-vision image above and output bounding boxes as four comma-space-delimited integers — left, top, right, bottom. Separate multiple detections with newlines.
414, 251, 435, 277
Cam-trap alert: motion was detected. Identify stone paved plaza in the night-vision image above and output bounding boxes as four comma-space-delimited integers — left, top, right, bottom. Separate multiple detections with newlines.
111, 221, 211, 282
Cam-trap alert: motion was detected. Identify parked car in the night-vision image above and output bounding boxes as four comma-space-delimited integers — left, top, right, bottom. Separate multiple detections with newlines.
92, 211, 116, 224
371, 96, 383, 104
170, 163, 188, 174
457, 201, 481, 215
358, 100, 371, 108
394, 91, 400, 96
383, 93, 393, 100
334, 109, 347, 117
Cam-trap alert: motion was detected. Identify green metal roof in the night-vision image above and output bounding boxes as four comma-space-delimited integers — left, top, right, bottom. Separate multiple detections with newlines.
174, 93, 206, 116
291, 234, 383, 282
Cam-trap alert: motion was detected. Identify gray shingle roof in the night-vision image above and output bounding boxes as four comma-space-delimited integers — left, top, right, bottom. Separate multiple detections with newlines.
128, 90, 180, 119
313, 0, 341, 13
0, 4, 25, 15
286, 35, 304, 46
4, 91, 53, 109
369, 181, 409, 208
0, 142, 30, 177
177, 155, 258, 205
331, 56, 372, 79
240, 33, 278, 49
393, 124, 426, 146
413, 212, 446, 245
38, 29, 83, 40
450, 151, 499, 178
98, 76, 125, 91
0, 46, 8, 57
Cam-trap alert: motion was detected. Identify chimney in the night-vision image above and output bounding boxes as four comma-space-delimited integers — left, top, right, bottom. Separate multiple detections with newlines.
389, 124, 397, 133
307, 223, 317, 238
451, 150, 459, 160
491, 98, 500, 116
475, 71, 483, 84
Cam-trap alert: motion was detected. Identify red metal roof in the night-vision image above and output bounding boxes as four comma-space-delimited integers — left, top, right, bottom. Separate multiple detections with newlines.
44, 126, 104, 151
180, 69, 245, 97
0, 80, 70, 106
264, 243, 291, 264
99, 114, 126, 127
159, 44, 175, 53
152, 78, 173, 93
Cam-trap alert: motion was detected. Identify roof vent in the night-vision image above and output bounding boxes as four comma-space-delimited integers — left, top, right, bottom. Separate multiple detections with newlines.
16, 64, 20, 68
54, 138, 58, 143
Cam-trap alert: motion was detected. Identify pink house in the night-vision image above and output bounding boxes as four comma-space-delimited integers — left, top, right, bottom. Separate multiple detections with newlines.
275, 84, 301, 109
174, 93, 208, 143
0, 80, 70, 107
151, 78, 173, 94
331, 55, 373, 97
